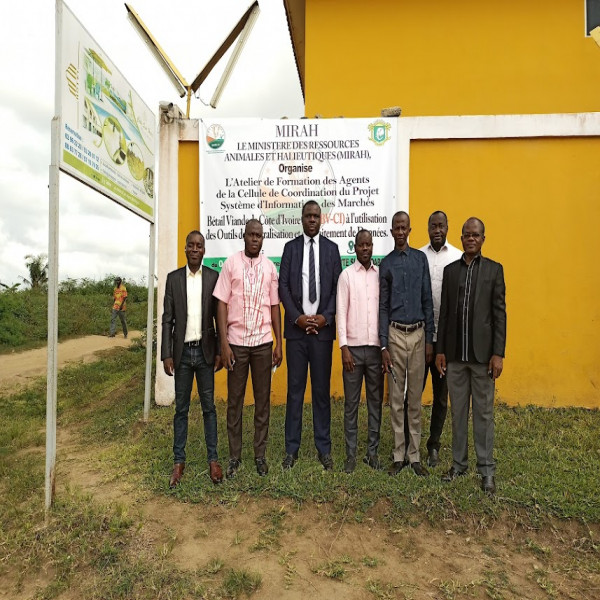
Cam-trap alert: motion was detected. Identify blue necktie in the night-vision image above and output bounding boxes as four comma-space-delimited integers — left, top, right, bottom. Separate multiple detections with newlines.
309, 238, 316, 303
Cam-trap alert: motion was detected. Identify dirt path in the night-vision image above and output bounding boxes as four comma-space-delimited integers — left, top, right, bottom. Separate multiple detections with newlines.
0, 332, 140, 393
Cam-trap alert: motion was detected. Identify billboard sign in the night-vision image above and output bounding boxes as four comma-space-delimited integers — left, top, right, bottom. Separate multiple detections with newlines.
57, 2, 155, 221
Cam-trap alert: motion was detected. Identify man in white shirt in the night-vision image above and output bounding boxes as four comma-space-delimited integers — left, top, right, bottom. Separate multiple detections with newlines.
419, 211, 462, 467
161, 231, 223, 487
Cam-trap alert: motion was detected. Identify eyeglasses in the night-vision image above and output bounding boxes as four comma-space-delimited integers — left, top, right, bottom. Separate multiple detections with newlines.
462, 232, 482, 240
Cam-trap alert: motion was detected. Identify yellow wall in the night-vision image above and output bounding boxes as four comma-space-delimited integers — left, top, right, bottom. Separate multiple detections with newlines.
409, 137, 600, 408
305, 0, 600, 117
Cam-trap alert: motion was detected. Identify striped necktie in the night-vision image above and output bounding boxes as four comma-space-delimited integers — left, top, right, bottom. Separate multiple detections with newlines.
309, 237, 316, 303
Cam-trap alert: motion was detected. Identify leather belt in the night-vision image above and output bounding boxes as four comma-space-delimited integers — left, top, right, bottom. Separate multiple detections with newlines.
390, 321, 424, 332
184, 339, 202, 347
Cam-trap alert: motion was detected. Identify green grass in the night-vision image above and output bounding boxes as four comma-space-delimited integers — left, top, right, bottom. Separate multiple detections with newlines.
1, 346, 599, 598
101, 391, 600, 526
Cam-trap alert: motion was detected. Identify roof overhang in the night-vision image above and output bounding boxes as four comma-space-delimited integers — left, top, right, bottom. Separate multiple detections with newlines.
283, 0, 305, 97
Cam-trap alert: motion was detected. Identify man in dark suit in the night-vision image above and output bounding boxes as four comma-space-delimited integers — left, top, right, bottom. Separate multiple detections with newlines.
435, 217, 506, 495
279, 200, 342, 470
161, 230, 223, 487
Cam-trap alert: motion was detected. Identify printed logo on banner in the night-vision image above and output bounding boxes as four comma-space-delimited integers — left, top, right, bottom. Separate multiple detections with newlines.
368, 120, 391, 146
206, 124, 226, 150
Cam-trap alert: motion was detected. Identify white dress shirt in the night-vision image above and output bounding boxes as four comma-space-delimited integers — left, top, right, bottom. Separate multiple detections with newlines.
302, 232, 320, 315
420, 241, 462, 341
184, 265, 203, 342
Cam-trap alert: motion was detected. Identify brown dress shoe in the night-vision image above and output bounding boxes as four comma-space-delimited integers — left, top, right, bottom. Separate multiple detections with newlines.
209, 460, 223, 484
169, 462, 185, 488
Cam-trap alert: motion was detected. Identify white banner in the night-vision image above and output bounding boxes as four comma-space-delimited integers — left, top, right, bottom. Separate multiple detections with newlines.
57, 2, 155, 221
199, 117, 399, 270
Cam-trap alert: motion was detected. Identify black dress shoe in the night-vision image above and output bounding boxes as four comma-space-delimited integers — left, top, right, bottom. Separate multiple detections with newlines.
255, 457, 268, 476
344, 456, 356, 473
427, 448, 439, 468
388, 461, 407, 476
318, 453, 334, 471
282, 453, 297, 469
390, 452, 409, 466
226, 458, 241, 479
441, 466, 467, 482
410, 462, 429, 477
481, 475, 496, 495
363, 454, 383, 470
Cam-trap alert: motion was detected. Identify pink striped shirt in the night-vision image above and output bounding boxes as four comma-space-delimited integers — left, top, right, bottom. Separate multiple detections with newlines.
336, 260, 380, 348
213, 251, 279, 347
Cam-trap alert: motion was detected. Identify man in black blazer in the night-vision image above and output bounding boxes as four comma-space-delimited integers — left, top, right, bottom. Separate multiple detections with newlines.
435, 217, 506, 495
279, 201, 342, 470
161, 230, 223, 487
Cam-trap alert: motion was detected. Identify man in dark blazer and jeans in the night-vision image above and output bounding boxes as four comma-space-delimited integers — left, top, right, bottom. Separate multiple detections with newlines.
161, 230, 223, 487
279, 200, 342, 470
435, 217, 506, 495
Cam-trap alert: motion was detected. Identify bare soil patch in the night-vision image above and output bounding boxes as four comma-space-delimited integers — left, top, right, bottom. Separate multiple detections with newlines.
0, 333, 140, 394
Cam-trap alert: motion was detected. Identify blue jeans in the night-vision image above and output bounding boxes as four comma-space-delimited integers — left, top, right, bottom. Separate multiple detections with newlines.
173, 345, 218, 464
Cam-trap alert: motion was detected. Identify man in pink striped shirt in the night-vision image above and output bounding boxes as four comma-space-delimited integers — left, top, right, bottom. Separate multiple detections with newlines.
337, 229, 383, 473
214, 219, 282, 478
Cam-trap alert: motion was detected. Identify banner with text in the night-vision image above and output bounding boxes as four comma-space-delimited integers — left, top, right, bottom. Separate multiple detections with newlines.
199, 118, 399, 270
58, 2, 155, 221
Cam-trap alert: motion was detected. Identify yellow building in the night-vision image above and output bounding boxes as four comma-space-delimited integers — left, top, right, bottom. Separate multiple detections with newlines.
155, 2, 600, 409
282, 0, 600, 408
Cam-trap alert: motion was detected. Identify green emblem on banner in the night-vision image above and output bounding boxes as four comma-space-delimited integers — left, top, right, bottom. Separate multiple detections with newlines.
206, 124, 226, 150
368, 120, 391, 146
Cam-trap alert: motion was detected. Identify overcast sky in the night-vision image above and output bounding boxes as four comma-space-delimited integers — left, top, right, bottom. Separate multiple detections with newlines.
0, 0, 303, 287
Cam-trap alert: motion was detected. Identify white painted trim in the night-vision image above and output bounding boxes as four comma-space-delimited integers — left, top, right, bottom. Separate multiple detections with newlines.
155, 110, 186, 406
402, 112, 600, 140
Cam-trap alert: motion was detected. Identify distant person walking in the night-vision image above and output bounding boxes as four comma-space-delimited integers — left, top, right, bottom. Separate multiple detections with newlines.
110, 277, 128, 338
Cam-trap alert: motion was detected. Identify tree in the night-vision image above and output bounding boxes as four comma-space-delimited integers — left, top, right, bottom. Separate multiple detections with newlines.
21, 254, 48, 290
0, 281, 20, 292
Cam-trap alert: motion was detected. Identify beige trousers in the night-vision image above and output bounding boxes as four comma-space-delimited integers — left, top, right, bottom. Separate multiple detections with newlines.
388, 326, 425, 463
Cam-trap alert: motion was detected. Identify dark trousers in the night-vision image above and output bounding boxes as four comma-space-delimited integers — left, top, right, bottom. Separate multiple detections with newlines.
226, 342, 272, 460
342, 346, 383, 459
446, 361, 495, 477
403, 341, 448, 453
110, 308, 128, 337
173, 345, 218, 464
284, 336, 333, 456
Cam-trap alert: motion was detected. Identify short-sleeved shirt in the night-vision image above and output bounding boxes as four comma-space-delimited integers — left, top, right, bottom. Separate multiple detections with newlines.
113, 285, 127, 311
213, 251, 280, 347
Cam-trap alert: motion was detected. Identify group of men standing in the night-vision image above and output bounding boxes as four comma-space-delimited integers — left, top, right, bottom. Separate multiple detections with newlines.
160, 201, 506, 497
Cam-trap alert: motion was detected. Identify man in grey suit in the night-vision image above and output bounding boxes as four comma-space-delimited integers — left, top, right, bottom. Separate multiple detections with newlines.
435, 217, 506, 495
161, 230, 223, 487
